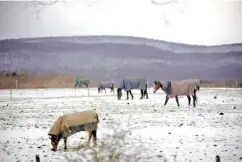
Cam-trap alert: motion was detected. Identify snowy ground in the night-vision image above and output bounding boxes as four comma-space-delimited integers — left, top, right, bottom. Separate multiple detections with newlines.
0, 88, 242, 162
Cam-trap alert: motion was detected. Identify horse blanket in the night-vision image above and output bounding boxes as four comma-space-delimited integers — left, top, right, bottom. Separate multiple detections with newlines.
119, 78, 147, 91
48, 110, 99, 138
75, 79, 89, 85
161, 80, 196, 98
98, 81, 114, 89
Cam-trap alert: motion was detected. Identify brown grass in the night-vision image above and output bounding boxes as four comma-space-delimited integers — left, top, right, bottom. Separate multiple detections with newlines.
0, 73, 241, 89
0, 73, 101, 89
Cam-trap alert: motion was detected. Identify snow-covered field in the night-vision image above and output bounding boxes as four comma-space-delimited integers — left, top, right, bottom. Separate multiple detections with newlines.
0, 88, 242, 162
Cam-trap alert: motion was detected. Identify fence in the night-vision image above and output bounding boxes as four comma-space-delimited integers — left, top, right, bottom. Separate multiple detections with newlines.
0, 86, 241, 101
0, 88, 96, 101
0, 87, 160, 101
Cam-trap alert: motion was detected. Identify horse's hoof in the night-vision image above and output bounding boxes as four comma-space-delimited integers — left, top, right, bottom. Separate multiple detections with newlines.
51, 148, 57, 152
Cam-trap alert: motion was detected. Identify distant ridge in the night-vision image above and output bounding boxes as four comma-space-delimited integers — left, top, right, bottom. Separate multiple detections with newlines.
1, 35, 242, 54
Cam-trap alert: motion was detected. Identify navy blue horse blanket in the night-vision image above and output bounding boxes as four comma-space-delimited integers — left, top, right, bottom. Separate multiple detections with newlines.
119, 78, 147, 91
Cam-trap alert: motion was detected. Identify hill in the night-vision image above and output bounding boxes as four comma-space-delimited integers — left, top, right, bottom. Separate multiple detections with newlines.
0, 35, 242, 89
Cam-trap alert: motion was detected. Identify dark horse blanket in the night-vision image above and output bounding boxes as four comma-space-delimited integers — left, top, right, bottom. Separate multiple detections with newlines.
119, 78, 147, 91
98, 81, 114, 89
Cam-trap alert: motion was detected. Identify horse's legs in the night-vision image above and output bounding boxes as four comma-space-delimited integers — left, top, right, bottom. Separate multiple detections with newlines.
104, 88, 106, 93
175, 95, 180, 107
192, 90, 197, 107
88, 131, 92, 144
145, 90, 149, 99
126, 91, 129, 100
187, 95, 191, 106
164, 96, 169, 106
92, 130, 97, 145
140, 90, 144, 99
64, 137, 67, 150
130, 91, 134, 99
192, 95, 196, 107
86, 84, 88, 88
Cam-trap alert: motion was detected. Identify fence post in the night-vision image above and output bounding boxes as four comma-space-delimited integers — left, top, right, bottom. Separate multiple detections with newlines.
35, 154, 40, 162
10, 89, 12, 100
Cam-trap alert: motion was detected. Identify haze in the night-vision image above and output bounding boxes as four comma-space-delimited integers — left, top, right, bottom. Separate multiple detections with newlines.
0, 0, 242, 45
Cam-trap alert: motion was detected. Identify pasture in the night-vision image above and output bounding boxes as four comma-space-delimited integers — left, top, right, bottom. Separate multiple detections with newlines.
0, 88, 242, 162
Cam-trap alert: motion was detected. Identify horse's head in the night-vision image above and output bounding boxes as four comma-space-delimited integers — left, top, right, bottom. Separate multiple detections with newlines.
116, 88, 122, 100
49, 134, 61, 151
153, 81, 162, 93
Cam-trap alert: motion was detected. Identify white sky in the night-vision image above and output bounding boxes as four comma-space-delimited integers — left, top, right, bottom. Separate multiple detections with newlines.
0, 0, 242, 45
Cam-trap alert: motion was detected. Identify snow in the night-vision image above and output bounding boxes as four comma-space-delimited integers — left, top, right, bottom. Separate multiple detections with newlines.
0, 88, 242, 162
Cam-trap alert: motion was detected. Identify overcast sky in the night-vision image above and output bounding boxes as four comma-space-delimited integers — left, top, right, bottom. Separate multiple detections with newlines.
0, 0, 241, 45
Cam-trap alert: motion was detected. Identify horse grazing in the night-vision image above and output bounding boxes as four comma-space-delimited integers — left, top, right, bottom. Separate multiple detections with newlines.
117, 78, 148, 100
153, 80, 198, 107
48, 110, 99, 151
74, 79, 89, 88
98, 81, 115, 93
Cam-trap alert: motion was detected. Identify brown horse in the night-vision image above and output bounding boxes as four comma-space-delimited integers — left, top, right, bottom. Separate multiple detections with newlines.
153, 80, 197, 107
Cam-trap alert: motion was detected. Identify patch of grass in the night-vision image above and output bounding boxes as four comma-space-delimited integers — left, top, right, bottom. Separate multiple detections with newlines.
64, 124, 151, 162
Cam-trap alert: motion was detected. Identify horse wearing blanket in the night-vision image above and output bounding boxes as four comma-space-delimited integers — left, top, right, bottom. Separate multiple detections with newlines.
74, 79, 90, 88
48, 110, 99, 151
117, 78, 148, 100
153, 80, 198, 107
98, 81, 115, 93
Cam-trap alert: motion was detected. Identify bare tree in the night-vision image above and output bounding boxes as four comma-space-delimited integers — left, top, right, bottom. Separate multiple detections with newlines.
0, 0, 184, 24
151, 0, 185, 24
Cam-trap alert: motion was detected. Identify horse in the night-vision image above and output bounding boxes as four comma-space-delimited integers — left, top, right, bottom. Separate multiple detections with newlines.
74, 79, 89, 88
117, 78, 148, 100
48, 111, 99, 151
98, 81, 115, 93
153, 80, 198, 107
